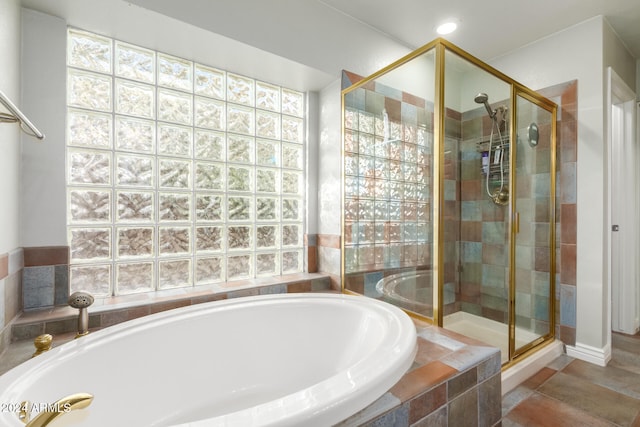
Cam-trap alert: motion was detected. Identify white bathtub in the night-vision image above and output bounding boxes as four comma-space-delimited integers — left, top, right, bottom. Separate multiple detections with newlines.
0, 293, 417, 427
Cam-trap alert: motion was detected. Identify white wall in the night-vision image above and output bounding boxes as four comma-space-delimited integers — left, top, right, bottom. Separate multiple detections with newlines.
493, 16, 607, 357
22, 0, 336, 93
306, 91, 319, 234
316, 78, 342, 278
0, 0, 22, 254
0, 0, 21, 340
490, 16, 637, 364
602, 19, 637, 343
126, 0, 411, 87
603, 21, 637, 92
20, 9, 67, 247
318, 79, 342, 237
637, 58, 640, 101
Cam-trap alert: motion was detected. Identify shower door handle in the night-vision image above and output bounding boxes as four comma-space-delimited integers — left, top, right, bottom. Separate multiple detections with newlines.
514, 212, 520, 234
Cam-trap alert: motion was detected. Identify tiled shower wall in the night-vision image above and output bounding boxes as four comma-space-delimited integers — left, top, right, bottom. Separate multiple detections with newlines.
341, 70, 578, 347
458, 107, 516, 325
443, 110, 462, 316
540, 81, 578, 346
459, 100, 555, 336
457, 80, 578, 345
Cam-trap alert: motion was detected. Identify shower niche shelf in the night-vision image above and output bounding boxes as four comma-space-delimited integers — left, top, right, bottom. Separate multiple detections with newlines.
476, 135, 509, 152
477, 136, 510, 177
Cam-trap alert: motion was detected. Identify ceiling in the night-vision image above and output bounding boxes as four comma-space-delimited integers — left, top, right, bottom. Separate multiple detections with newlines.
321, 0, 640, 58
21, 0, 640, 91
126, 0, 640, 65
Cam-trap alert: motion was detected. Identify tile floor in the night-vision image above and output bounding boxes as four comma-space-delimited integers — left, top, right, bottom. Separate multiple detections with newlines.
503, 332, 640, 426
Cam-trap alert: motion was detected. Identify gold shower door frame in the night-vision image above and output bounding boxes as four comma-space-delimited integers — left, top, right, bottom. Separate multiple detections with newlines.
507, 87, 557, 366
340, 38, 557, 367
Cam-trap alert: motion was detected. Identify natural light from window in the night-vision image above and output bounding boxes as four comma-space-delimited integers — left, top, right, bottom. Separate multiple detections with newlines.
66, 28, 306, 297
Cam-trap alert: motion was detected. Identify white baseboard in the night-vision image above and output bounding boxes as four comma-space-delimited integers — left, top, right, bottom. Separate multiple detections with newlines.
501, 340, 563, 395
565, 342, 611, 367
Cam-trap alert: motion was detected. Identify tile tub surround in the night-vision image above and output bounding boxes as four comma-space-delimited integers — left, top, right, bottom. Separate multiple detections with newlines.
317, 233, 342, 289
338, 320, 502, 427
10, 273, 332, 341
22, 238, 331, 311
22, 246, 69, 310
0, 248, 24, 359
1, 307, 501, 427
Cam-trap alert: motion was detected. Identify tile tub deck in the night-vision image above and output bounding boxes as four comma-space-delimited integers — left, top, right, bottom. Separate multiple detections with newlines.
1, 288, 501, 427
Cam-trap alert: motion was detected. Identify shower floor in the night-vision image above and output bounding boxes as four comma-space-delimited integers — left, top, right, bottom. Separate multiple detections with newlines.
443, 311, 539, 364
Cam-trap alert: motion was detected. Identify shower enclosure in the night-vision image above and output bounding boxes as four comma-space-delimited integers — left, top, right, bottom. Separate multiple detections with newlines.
341, 39, 557, 366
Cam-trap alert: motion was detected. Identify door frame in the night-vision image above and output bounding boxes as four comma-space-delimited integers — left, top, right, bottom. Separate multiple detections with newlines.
606, 66, 639, 336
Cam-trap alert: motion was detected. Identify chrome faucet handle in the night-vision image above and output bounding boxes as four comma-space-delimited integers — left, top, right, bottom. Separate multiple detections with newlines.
21, 393, 93, 427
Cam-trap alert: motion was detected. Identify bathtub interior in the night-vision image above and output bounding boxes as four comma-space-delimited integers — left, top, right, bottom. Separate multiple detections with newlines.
375, 270, 433, 317
0, 294, 416, 427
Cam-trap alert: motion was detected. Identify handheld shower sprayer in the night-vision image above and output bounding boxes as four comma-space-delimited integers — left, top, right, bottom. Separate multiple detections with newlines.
475, 92, 508, 205
474, 93, 495, 119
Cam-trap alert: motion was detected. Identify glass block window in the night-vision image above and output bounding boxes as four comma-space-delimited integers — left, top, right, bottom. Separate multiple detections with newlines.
66, 28, 305, 296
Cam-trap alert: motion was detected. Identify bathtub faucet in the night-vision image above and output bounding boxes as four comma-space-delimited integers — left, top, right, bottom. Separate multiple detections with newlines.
68, 291, 94, 338
20, 392, 94, 427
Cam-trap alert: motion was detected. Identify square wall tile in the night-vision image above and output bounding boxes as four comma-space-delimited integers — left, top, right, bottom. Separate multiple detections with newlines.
4, 272, 22, 325
8, 248, 24, 275
0, 254, 7, 280
24, 246, 69, 267
560, 284, 576, 327
54, 265, 70, 306
0, 279, 5, 329
23, 266, 55, 309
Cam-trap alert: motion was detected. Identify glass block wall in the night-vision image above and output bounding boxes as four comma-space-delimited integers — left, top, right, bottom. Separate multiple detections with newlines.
66, 28, 306, 296
342, 92, 432, 273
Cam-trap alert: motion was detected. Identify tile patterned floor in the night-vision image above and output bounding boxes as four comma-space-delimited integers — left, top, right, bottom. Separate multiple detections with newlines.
503, 333, 640, 426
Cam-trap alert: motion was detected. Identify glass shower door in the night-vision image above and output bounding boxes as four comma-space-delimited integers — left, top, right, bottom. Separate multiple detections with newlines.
512, 92, 556, 357
442, 49, 512, 363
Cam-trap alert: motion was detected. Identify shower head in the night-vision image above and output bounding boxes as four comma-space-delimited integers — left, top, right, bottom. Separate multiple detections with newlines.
474, 92, 495, 119
474, 93, 488, 103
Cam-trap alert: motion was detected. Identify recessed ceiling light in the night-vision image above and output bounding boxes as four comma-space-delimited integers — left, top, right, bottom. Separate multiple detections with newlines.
436, 20, 458, 35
